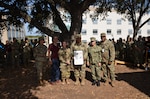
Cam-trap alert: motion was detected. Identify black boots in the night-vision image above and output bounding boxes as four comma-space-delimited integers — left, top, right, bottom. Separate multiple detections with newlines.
92, 80, 97, 85
97, 80, 100, 86
92, 80, 100, 87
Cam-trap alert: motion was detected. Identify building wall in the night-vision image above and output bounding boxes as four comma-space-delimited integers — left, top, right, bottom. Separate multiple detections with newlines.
81, 11, 150, 43
1, 25, 26, 44
1, 28, 8, 44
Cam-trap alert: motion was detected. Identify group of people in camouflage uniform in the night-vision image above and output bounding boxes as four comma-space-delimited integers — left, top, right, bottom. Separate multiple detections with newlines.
34, 33, 116, 87
114, 35, 150, 68
1, 32, 150, 87
0, 37, 38, 68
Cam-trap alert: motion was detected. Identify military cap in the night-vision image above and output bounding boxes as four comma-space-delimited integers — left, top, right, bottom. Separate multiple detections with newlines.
100, 33, 106, 37
75, 34, 81, 38
90, 37, 96, 42
39, 37, 44, 41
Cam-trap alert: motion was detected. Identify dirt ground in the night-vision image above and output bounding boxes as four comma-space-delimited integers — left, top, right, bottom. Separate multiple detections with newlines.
0, 64, 150, 99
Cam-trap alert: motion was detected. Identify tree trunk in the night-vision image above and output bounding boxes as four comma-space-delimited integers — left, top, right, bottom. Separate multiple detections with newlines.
70, 10, 82, 39
133, 27, 139, 40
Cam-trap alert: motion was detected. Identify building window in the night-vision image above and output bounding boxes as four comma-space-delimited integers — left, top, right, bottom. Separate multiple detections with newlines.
117, 29, 121, 35
148, 20, 150, 25
128, 20, 132, 25
106, 19, 111, 25
137, 30, 141, 34
107, 29, 111, 35
147, 29, 150, 35
16, 30, 19, 38
93, 29, 98, 35
82, 19, 87, 24
81, 29, 87, 35
7, 31, 11, 38
92, 18, 98, 24
82, 40, 87, 43
117, 19, 121, 25
128, 29, 132, 35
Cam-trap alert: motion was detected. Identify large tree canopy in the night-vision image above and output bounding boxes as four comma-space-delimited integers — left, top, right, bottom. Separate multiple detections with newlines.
0, 0, 149, 41
114, 0, 150, 39
0, 0, 113, 41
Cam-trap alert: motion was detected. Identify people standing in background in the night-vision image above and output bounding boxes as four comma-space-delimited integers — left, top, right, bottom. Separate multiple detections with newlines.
133, 36, 145, 67
23, 38, 31, 67
20, 39, 25, 65
11, 38, 20, 68
0, 40, 5, 67
5, 40, 12, 67
34, 37, 47, 85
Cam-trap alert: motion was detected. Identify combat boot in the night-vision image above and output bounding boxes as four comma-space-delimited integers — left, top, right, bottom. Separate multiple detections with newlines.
92, 80, 97, 86
62, 79, 65, 85
104, 80, 108, 86
81, 78, 85, 86
39, 79, 44, 85
75, 77, 79, 85
96, 80, 100, 87
66, 79, 70, 84
110, 81, 115, 87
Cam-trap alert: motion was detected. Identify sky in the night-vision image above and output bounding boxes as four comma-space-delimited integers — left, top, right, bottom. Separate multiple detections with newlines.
25, 23, 40, 36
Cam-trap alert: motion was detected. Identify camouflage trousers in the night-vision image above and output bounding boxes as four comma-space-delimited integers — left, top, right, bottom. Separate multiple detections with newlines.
35, 61, 46, 81
90, 64, 101, 81
101, 62, 115, 81
60, 64, 71, 79
11, 53, 19, 68
23, 52, 30, 66
73, 64, 86, 79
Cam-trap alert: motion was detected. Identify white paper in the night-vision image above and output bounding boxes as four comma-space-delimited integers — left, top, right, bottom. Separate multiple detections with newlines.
74, 50, 84, 65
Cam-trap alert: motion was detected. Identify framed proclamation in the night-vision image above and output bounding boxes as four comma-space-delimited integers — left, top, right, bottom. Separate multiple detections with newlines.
74, 50, 84, 65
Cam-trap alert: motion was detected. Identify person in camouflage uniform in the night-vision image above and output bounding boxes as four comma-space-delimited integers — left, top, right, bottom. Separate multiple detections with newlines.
99, 33, 116, 87
125, 36, 134, 63
11, 38, 20, 68
71, 34, 88, 86
132, 36, 145, 67
116, 38, 126, 61
0, 40, 5, 67
23, 38, 31, 67
87, 37, 102, 87
34, 37, 47, 85
58, 40, 71, 85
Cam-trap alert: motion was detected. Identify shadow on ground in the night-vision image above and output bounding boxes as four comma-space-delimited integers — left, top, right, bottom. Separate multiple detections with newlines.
116, 71, 150, 97
0, 65, 39, 99
0, 64, 150, 98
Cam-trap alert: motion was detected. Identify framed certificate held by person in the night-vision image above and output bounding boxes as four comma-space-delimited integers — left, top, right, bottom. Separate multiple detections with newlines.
74, 50, 84, 65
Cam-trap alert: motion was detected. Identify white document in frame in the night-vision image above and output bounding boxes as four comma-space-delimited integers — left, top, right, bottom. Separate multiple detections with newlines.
74, 50, 84, 65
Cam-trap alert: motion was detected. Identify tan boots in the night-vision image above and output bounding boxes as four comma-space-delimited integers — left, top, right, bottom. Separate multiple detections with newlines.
62, 78, 70, 85
75, 77, 80, 85
75, 77, 85, 86
81, 78, 85, 86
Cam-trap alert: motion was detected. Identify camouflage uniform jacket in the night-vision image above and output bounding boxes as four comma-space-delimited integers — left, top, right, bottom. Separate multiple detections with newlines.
71, 42, 88, 61
34, 44, 47, 62
58, 48, 71, 66
87, 45, 102, 65
23, 42, 31, 53
11, 41, 20, 55
100, 40, 115, 63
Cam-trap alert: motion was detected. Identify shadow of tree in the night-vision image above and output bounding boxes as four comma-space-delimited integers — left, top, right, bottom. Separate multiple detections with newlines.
0, 66, 39, 99
116, 71, 150, 97
1, 64, 150, 98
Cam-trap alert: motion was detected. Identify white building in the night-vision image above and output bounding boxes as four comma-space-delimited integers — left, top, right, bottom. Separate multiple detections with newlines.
0, 24, 26, 44
81, 10, 150, 43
